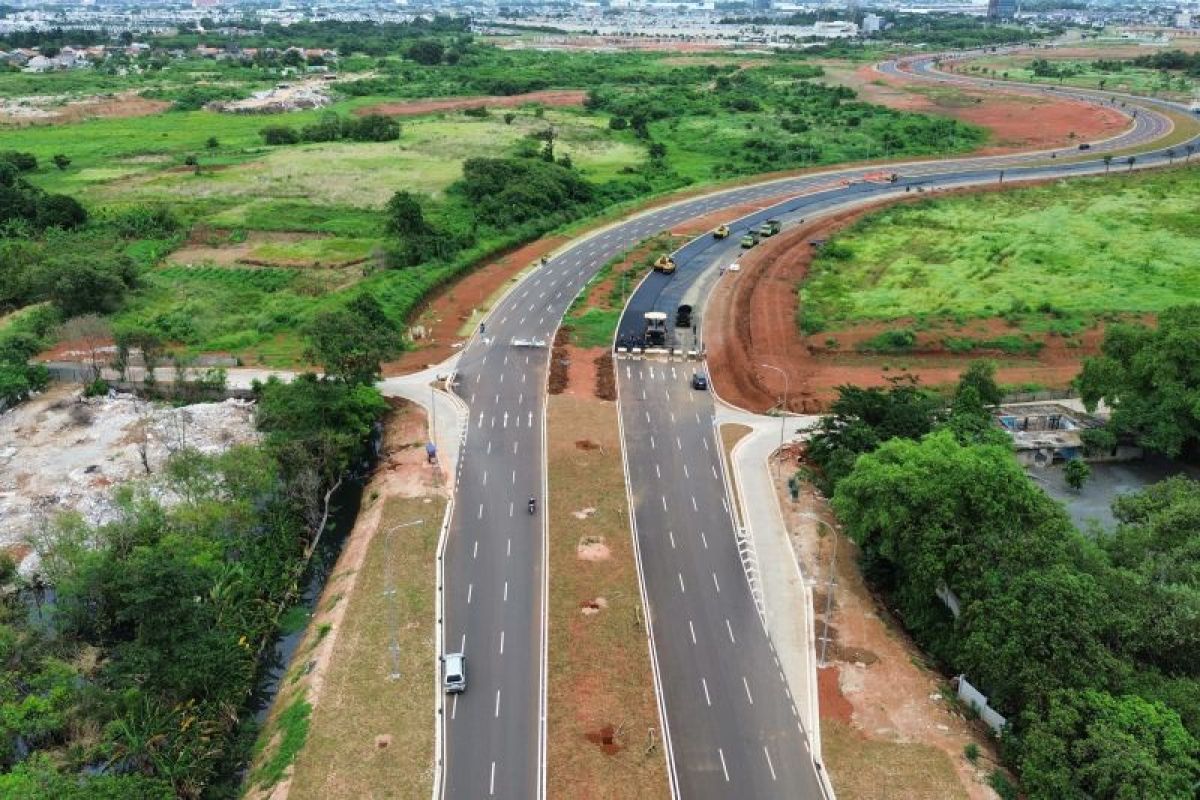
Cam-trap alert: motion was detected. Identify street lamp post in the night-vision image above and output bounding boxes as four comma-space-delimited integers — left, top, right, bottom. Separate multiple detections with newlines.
759, 362, 789, 481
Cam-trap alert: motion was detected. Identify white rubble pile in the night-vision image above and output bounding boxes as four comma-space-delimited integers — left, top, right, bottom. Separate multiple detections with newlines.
0, 388, 259, 573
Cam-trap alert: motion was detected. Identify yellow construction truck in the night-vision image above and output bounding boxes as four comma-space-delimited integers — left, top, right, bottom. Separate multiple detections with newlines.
653, 254, 676, 274
713, 224, 730, 239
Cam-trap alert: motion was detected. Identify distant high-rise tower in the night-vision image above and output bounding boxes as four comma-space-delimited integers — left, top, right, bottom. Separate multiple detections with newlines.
987, 0, 1016, 19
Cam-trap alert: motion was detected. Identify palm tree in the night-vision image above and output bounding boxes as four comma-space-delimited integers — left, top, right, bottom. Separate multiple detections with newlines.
1126, 155, 1137, 173
1103, 154, 1113, 174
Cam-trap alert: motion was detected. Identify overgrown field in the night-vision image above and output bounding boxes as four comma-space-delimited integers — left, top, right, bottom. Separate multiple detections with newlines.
963, 52, 1200, 99
800, 168, 1200, 343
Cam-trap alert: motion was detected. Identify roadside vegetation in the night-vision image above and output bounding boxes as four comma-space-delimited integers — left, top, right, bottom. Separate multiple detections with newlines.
805, 358, 1200, 798
0, 297, 400, 796
565, 233, 680, 348
964, 49, 1200, 98
798, 168, 1200, 352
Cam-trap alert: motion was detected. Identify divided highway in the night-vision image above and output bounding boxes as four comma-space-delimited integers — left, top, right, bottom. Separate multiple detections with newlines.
438, 50, 1199, 800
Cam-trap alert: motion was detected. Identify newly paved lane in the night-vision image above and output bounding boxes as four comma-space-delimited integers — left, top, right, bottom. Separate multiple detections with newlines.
618, 361, 823, 798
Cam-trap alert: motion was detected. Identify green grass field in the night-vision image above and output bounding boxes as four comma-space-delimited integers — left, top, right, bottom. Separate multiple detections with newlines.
965, 55, 1199, 98
800, 168, 1200, 333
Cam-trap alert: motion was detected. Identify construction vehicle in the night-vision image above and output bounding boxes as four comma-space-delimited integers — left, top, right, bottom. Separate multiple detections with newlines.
758, 219, 782, 237
740, 231, 759, 249
653, 254, 676, 274
675, 304, 692, 328
644, 311, 668, 347
713, 224, 730, 239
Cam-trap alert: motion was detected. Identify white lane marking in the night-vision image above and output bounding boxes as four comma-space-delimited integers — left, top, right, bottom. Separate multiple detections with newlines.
646, 411, 651, 423
689, 620, 697, 644
718, 748, 730, 782
677, 436, 682, 450
512, 470, 516, 485
703, 438, 709, 451
482, 471, 488, 487
522, 373, 526, 384
726, 619, 736, 643
476, 374, 481, 384
513, 441, 519, 454
691, 496, 698, 512
504, 581, 509, 602
722, 498, 730, 514
487, 441, 492, 454
665, 390, 671, 402
650, 435, 656, 450
702, 678, 712, 706
473, 540, 479, 559
683, 464, 689, 479
495, 689, 501, 718
500, 631, 505, 654
467, 584, 473, 604
490, 762, 496, 796
696, 413, 702, 424
500, 373, 505, 384
478, 504, 483, 519
452, 694, 458, 720
470, 393, 475, 404
701, 532, 708, 549
655, 464, 661, 479
744, 676, 755, 706
662, 496, 668, 512
669, 412, 675, 424
678, 572, 686, 593
503, 412, 509, 428
668, 530, 676, 549
518, 317, 526, 325
490, 416, 495, 429
711, 464, 719, 479
528, 411, 533, 427
764, 746, 776, 780
712, 572, 721, 593
506, 538, 511, 557
460, 634, 466, 652
477, 412, 484, 428
518, 392, 524, 405
509, 502, 514, 517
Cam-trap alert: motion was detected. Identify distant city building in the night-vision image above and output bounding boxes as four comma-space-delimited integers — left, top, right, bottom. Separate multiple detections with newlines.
861, 12, 882, 35
988, 0, 1016, 20
1177, 11, 1193, 28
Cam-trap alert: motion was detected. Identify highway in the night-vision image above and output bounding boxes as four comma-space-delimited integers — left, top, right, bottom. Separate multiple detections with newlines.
438, 47, 1200, 800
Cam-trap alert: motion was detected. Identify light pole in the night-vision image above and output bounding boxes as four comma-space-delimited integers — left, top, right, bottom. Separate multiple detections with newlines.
759, 362, 789, 481
384, 518, 424, 680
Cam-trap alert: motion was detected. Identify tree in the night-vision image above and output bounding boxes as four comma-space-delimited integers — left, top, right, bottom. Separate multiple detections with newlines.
956, 359, 1003, 408
384, 190, 432, 239
35, 194, 87, 230
44, 257, 132, 317
205, 137, 219, 150
1078, 306, 1200, 457
304, 293, 402, 386
406, 39, 444, 66
1064, 458, 1091, 492
260, 125, 299, 145
1018, 690, 1200, 800
1103, 154, 1113, 174
51, 154, 71, 171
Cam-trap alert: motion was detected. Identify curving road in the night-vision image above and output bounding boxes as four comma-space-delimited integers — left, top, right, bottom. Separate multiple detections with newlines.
437, 46, 1200, 800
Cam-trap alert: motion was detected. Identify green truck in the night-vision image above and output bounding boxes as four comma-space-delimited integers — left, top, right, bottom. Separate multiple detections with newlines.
758, 218, 782, 237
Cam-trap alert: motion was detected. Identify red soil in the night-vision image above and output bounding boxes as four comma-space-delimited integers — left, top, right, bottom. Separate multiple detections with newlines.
818, 665, 854, 724
355, 90, 586, 117
853, 63, 1129, 154
703, 186, 1116, 414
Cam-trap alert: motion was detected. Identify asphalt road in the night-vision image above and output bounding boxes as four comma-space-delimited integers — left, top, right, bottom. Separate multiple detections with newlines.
439, 51, 1200, 800
617, 361, 824, 798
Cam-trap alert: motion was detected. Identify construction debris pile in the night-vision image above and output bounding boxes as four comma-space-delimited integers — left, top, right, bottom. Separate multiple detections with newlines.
0, 386, 259, 574
209, 81, 332, 113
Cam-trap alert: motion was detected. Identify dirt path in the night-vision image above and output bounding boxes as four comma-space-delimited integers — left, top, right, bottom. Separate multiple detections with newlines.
356, 90, 587, 117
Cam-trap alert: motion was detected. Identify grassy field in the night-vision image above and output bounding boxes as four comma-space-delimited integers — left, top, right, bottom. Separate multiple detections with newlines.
800, 168, 1200, 334
964, 55, 1200, 98
546, 394, 669, 799
282, 495, 444, 800
566, 234, 678, 348
822, 720, 968, 800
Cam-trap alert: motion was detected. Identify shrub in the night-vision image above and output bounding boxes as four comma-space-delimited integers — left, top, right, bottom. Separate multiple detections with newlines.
859, 328, 917, 353
0, 151, 37, 172
260, 125, 300, 145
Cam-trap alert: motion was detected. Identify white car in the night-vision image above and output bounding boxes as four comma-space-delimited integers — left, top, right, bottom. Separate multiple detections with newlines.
727, 262, 741, 273
443, 652, 466, 694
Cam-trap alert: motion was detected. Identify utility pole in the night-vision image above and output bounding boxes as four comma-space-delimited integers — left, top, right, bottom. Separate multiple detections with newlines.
759, 362, 789, 481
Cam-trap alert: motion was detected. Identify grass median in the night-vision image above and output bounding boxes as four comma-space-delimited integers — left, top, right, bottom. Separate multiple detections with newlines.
546, 393, 669, 799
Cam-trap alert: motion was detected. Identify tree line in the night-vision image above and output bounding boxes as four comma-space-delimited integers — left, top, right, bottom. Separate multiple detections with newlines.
809, 345, 1200, 797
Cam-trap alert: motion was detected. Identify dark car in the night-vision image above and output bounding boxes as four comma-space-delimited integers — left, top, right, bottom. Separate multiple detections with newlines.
691, 373, 708, 390
1078, 142, 1091, 150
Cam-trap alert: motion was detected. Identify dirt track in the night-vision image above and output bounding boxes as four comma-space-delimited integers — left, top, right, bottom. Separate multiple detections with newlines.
355, 90, 586, 117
